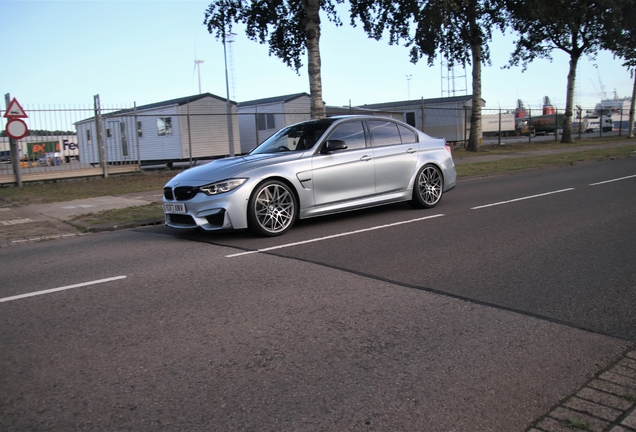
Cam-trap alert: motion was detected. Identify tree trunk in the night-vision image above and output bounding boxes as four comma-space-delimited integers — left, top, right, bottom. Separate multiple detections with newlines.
561, 54, 579, 143
628, 73, 636, 138
466, 7, 482, 152
302, 0, 325, 119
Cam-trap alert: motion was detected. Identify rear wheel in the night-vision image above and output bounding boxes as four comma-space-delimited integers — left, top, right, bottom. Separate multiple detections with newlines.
248, 180, 297, 236
409, 164, 443, 209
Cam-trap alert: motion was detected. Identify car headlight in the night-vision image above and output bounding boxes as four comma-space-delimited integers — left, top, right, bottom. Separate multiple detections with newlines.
199, 178, 247, 196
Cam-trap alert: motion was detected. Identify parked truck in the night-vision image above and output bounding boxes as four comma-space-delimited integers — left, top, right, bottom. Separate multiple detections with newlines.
482, 99, 532, 137
0, 136, 79, 163
582, 115, 613, 133
483, 97, 565, 137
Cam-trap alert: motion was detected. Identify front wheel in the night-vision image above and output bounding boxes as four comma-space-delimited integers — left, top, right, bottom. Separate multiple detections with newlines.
248, 180, 297, 236
409, 164, 443, 209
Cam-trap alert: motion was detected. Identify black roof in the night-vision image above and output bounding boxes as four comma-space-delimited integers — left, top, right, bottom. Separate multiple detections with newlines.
238, 92, 310, 107
135, 92, 234, 111
361, 95, 475, 109
75, 93, 235, 123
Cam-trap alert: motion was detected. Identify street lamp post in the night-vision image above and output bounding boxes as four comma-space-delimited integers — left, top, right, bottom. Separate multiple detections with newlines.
222, 30, 235, 157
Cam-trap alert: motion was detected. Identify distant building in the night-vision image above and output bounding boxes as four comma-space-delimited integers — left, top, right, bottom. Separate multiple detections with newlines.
75, 93, 240, 165
360, 95, 482, 144
237, 92, 407, 152
237, 93, 312, 153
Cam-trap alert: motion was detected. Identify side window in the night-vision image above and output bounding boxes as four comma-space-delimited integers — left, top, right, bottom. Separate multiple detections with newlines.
368, 120, 401, 147
398, 125, 418, 144
326, 121, 366, 150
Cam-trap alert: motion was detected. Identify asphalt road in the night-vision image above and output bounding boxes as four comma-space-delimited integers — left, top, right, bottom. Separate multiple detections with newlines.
1, 157, 635, 431
153, 157, 636, 340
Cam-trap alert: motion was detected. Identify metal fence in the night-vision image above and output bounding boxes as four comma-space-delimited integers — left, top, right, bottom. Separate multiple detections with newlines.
2, 93, 631, 186
1, 95, 140, 186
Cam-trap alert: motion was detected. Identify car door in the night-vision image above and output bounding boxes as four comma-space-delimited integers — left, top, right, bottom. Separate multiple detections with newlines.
367, 120, 419, 194
310, 120, 376, 206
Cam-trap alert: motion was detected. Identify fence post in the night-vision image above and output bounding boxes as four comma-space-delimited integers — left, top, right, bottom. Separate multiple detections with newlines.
528, 109, 533, 143
497, 107, 502, 147
94, 94, 107, 178
186, 101, 193, 167
4, 93, 22, 187
255, 103, 259, 150
464, 106, 468, 148
555, 108, 559, 142
134, 102, 141, 167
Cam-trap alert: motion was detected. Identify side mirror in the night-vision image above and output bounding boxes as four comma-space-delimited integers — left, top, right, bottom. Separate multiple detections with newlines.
321, 139, 348, 154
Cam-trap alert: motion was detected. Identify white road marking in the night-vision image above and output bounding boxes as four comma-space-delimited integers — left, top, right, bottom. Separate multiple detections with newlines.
589, 174, 636, 186
226, 214, 445, 258
470, 188, 575, 210
0, 276, 127, 303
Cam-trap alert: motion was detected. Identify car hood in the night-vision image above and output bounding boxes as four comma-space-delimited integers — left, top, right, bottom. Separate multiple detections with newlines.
165, 152, 304, 185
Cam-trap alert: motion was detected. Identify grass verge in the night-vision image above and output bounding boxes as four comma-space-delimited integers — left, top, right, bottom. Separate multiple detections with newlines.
69, 202, 164, 231
455, 144, 636, 177
0, 170, 178, 206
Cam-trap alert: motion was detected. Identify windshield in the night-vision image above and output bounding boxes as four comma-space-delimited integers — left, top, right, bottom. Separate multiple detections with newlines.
250, 119, 335, 155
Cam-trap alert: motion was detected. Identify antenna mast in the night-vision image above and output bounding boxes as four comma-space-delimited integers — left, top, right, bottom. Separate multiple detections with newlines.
441, 57, 467, 98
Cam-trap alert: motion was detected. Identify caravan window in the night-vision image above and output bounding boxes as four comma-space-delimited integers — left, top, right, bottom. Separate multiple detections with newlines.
405, 112, 416, 127
157, 117, 173, 136
258, 113, 275, 131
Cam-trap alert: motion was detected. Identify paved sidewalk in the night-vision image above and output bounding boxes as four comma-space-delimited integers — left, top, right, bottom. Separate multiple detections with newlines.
0, 190, 164, 247
527, 349, 636, 432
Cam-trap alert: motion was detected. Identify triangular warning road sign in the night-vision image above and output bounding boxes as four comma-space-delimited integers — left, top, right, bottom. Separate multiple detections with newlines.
4, 98, 28, 119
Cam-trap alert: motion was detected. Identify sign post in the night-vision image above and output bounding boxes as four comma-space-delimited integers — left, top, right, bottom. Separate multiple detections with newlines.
3, 94, 28, 187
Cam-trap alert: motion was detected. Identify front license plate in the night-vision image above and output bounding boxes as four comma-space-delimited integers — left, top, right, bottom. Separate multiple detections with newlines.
164, 203, 186, 214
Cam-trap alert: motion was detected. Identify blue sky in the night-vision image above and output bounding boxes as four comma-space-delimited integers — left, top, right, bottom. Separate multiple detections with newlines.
1, 0, 633, 114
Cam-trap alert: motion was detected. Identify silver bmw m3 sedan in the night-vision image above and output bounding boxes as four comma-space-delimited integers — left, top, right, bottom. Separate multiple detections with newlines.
163, 115, 456, 236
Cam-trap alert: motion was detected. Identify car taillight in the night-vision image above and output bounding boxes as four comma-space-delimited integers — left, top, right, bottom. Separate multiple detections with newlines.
445, 144, 452, 154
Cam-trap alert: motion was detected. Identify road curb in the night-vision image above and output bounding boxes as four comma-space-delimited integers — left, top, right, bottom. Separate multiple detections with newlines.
71, 218, 165, 233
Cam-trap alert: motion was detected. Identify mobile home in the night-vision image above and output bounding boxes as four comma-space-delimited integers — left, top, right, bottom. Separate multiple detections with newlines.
360, 95, 481, 144
75, 93, 240, 166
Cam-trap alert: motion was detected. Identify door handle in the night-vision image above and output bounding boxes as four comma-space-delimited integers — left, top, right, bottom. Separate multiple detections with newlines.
360, 155, 372, 161
407, 148, 417, 154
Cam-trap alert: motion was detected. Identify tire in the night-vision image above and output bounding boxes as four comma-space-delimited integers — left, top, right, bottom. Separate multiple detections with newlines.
409, 164, 443, 209
247, 180, 297, 237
